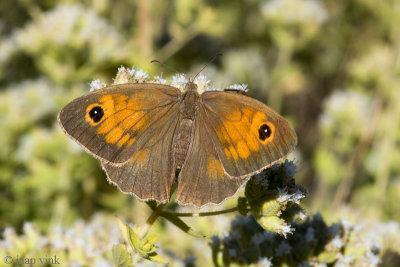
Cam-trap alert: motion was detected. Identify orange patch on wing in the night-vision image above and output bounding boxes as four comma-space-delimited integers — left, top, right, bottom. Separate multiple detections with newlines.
119, 111, 145, 131
88, 93, 149, 146
105, 127, 123, 144
96, 94, 138, 135
207, 158, 224, 178
224, 147, 231, 159
113, 110, 134, 124
246, 135, 260, 151
99, 95, 115, 113
97, 118, 115, 134
242, 108, 254, 121
126, 93, 149, 111
115, 94, 129, 103
117, 133, 130, 147
130, 115, 147, 131
114, 102, 126, 111
216, 126, 231, 144
225, 109, 242, 121
232, 121, 247, 137
236, 140, 250, 159
229, 146, 239, 160
217, 108, 270, 159
223, 121, 242, 142
233, 110, 261, 151
126, 137, 136, 146
251, 111, 267, 129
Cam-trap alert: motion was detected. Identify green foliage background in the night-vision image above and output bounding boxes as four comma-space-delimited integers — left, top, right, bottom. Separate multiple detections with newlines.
0, 0, 399, 265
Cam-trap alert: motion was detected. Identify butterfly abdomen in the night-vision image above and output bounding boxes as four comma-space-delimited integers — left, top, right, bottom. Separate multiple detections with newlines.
174, 118, 193, 167
174, 86, 200, 167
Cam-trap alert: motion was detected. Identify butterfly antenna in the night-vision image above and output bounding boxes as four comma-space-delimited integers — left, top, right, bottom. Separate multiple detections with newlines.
150, 60, 181, 75
192, 52, 223, 81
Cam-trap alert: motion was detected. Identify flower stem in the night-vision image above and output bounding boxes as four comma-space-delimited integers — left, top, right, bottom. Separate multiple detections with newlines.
160, 206, 241, 217
137, 203, 166, 239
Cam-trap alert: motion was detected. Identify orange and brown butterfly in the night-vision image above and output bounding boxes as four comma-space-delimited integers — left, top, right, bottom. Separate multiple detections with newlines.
58, 67, 297, 207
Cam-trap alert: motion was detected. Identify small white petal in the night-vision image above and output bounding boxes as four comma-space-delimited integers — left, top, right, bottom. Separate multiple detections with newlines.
153, 76, 168, 85
258, 257, 273, 267
281, 224, 295, 238
331, 235, 343, 249
299, 211, 307, 220
90, 79, 106, 91
194, 74, 211, 94
227, 83, 248, 92
277, 187, 291, 202
170, 74, 188, 91
292, 189, 306, 204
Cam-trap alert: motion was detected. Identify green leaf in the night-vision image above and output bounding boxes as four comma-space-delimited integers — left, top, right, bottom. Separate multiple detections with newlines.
127, 226, 143, 255
258, 215, 287, 234
160, 212, 206, 238
145, 234, 160, 245
112, 244, 134, 267
116, 217, 130, 245
141, 234, 160, 253
148, 252, 169, 264
261, 199, 282, 217
116, 217, 167, 263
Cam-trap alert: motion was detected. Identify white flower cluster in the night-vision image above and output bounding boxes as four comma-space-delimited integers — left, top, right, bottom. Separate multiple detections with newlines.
0, 214, 122, 266
261, 0, 329, 25
227, 83, 248, 92
94, 66, 251, 94
13, 4, 126, 60
257, 257, 273, 267
89, 79, 107, 91
277, 187, 306, 204
280, 224, 295, 238
1, 78, 58, 124
170, 73, 189, 90
319, 89, 372, 133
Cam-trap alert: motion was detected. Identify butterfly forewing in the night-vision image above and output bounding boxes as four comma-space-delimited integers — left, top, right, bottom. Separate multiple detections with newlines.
58, 83, 181, 165
199, 91, 297, 178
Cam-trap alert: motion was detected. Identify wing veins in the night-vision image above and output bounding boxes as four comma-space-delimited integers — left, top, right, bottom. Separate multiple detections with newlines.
202, 101, 281, 169
200, 104, 244, 175
93, 102, 178, 159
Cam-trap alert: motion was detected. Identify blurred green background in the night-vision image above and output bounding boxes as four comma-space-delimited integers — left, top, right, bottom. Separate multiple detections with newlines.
0, 0, 399, 265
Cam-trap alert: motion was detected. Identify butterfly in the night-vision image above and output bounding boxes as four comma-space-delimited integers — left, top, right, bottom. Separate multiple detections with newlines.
58, 75, 297, 207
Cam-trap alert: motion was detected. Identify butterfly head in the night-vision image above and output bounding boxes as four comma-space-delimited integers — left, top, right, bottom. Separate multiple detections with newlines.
184, 80, 199, 93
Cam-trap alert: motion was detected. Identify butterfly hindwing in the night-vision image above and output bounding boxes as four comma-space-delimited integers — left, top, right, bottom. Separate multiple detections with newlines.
102, 106, 180, 202
176, 109, 246, 207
